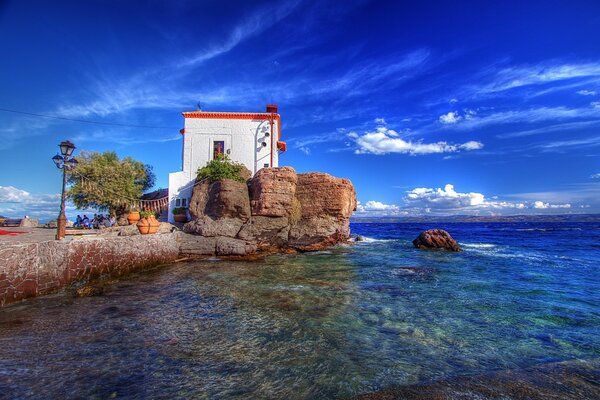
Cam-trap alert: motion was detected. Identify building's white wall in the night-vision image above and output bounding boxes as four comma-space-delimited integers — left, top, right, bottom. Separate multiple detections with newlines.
167, 171, 192, 223
182, 118, 279, 175
168, 116, 280, 221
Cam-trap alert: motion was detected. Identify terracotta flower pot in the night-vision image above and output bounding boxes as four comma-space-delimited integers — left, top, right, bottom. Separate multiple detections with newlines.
127, 211, 140, 225
137, 216, 160, 235
174, 214, 188, 223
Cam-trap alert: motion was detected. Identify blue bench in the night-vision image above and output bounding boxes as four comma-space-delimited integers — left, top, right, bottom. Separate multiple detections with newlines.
2, 218, 22, 227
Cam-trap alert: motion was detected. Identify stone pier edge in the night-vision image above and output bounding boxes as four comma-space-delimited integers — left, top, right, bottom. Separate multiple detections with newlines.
0, 232, 182, 307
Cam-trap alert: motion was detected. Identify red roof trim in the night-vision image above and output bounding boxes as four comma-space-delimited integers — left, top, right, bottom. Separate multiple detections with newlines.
182, 112, 281, 140
182, 111, 277, 119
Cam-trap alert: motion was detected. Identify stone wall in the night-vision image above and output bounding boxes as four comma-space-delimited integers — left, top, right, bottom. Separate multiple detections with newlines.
0, 233, 180, 307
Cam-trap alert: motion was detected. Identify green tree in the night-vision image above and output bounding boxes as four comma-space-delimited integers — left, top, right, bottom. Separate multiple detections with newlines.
66, 151, 155, 216
196, 154, 246, 183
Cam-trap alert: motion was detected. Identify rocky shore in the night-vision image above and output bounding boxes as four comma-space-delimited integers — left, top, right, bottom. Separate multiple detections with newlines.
0, 167, 357, 306
182, 167, 357, 256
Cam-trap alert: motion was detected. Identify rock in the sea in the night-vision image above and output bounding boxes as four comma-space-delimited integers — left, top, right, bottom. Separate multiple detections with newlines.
205, 179, 251, 220
249, 167, 297, 217
189, 179, 251, 220
184, 168, 357, 256
179, 235, 217, 256
237, 216, 290, 246
215, 237, 257, 256
188, 180, 210, 220
289, 172, 356, 251
183, 215, 244, 238
412, 229, 461, 252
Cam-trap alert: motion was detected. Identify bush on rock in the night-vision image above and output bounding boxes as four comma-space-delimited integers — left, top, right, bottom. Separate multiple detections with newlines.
196, 154, 248, 183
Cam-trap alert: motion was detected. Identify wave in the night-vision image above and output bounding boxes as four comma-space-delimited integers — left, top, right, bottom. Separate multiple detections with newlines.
461, 243, 497, 249
352, 236, 395, 243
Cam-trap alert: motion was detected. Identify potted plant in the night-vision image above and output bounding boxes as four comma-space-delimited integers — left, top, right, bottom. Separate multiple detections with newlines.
136, 210, 160, 234
172, 207, 188, 223
127, 207, 141, 225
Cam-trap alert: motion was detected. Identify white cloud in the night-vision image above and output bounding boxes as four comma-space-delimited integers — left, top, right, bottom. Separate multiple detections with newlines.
459, 141, 484, 150
298, 146, 311, 155
464, 108, 477, 119
0, 186, 61, 219
482, 62, 600, 93
536, 136, 600, 151
0, 185, 96, 222
439, 111, 462, 124
439, 106, 600, 132
349, 126, 483, 155
362, 201, 400, 211
532, 201, 571, 209
591, 173, 600, 179
403, 184, 541, 214
355, 200, 404, 216
406, 184, 485, 208
577, 90, 597, 96
592, 101, 600, 109
374, 117, 386, 125
0, 186, 31, 203
449, 98, 458, 104
176, 0, 301, 69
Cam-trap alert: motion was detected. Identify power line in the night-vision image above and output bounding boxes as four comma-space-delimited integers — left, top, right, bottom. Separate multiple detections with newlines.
0, 107, 179, 129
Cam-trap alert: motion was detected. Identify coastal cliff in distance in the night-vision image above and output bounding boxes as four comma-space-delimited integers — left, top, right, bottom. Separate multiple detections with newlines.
181, 167, 357, 256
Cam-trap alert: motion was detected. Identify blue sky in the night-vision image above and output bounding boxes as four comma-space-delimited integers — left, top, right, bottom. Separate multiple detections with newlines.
1, 0, 600, 220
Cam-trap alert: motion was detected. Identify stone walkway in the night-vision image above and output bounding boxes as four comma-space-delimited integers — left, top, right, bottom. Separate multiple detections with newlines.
0, 227, 98, 247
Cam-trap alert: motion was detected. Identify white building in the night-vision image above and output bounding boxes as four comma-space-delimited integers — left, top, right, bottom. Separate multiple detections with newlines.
167, 104, 286, 223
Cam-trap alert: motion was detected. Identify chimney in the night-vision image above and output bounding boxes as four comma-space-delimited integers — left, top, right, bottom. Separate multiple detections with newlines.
266, 104, 278, 113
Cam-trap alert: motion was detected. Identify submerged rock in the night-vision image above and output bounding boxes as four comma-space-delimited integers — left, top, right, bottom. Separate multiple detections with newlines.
413, 229, 461, 252
75, 285, 104, 297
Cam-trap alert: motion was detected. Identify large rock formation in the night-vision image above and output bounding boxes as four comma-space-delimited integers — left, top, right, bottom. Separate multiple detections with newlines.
412, 229, 462, 252
182, 167, 357, 256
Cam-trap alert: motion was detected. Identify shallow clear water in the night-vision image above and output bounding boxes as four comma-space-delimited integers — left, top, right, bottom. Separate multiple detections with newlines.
1, 222, 599, 398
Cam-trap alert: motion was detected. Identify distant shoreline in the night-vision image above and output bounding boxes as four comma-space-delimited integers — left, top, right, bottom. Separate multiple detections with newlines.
351, 213, 600, 223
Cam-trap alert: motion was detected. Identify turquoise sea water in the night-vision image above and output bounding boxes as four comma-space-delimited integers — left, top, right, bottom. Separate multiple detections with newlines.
0, 222, 599, 398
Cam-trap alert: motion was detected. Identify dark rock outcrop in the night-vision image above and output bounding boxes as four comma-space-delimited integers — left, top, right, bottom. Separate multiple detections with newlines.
412, 229, 461, 252
289, 173, 356, 250
181, 167, 357, 257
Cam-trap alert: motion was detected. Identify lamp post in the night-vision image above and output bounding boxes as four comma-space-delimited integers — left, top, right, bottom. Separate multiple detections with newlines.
52, 140, 78, 240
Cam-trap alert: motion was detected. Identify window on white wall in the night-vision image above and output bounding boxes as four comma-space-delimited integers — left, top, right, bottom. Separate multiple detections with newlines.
213, 141, 224, 159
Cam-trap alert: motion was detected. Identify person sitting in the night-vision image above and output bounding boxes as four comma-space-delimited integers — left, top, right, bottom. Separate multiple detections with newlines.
103, 214, 113, 228
82, 215, 90, 229
74, 215, 83, 228
96, 214, 105, 228
91, 214, 99, 229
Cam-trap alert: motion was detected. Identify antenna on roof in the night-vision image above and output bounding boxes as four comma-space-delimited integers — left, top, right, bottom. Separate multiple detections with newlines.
196, 102, 202, 111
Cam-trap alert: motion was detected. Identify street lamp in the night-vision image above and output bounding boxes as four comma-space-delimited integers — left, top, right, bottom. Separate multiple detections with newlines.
52, 140, 78, 240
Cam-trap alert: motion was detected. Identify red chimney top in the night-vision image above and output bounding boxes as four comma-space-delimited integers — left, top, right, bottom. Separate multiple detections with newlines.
266, 104, 278, 113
